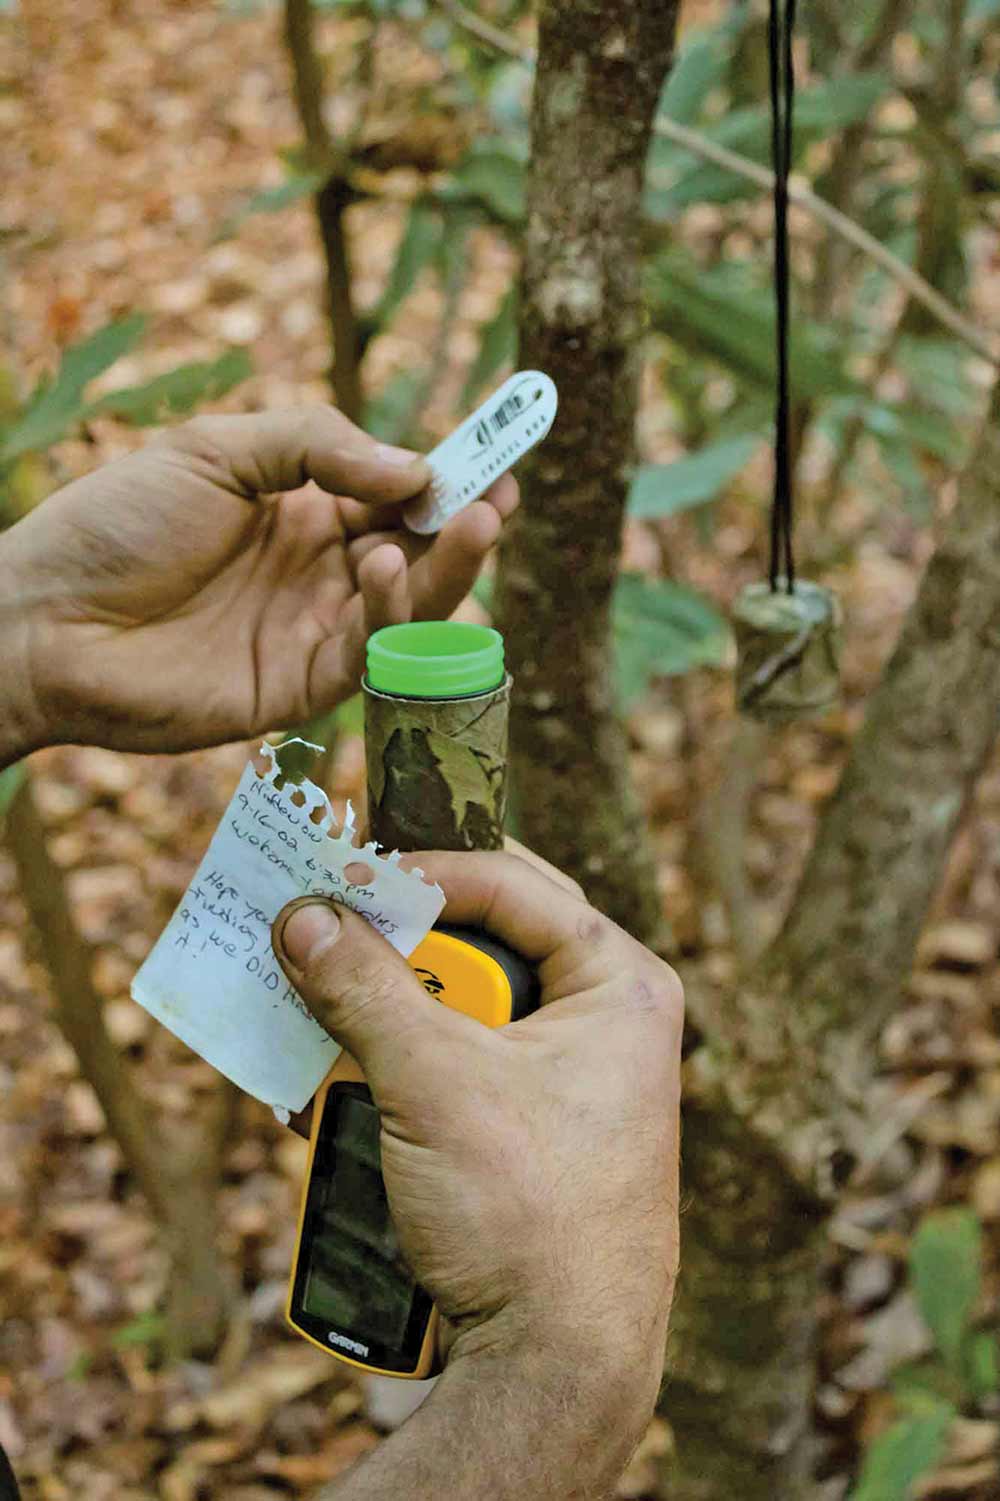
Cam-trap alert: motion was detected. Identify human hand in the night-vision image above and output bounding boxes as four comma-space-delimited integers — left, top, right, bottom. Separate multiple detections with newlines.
272, 851, 682, 1470
0, 408, 516, 762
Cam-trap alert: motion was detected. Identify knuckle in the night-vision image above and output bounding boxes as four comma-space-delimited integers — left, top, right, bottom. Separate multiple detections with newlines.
315, 402, 351, 435
575, 907, 608, 945
159, 418, 228, 474
491, 849, 532, 881
322, 952, 400, 1026
480, 848, 537, 908
627, 962, 685, 1031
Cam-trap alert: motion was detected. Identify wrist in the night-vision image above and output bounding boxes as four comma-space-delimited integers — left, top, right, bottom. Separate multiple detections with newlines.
440, 1314, 663, 1492
446, 1269, 670, 1411
324, 1332, 659, 1501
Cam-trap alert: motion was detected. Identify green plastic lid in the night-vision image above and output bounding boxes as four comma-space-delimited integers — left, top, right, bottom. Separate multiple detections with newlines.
366, 622, 505, 698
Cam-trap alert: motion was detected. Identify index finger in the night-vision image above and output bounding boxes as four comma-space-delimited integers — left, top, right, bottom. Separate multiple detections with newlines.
166, 407, 432, 505
400, 849, 625, 979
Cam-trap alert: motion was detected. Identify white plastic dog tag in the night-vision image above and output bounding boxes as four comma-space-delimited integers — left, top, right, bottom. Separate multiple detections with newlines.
404, 371, 558, 535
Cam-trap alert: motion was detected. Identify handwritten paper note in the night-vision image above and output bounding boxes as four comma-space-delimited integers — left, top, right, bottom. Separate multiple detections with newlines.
131, 741, 445, 1115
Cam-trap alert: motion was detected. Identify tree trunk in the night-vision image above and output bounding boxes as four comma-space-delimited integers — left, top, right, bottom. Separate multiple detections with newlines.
662, 381, 1000, 1498
662, 1103, 825, 1500
6, 774, 236, 1358
496, 0, 680, 948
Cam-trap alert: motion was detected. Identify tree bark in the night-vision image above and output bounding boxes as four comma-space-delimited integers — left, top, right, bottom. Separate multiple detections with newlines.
496, 0, 679, 948
662, 1103, 825, 1500
5, 774, 236, 1358
662, 381, 1000, 1498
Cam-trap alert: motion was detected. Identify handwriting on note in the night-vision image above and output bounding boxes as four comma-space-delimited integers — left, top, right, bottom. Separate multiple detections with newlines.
131, 742, 445, 1114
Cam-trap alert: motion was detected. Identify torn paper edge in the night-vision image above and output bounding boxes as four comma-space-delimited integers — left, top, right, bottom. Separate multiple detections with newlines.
256, 737, 443, 896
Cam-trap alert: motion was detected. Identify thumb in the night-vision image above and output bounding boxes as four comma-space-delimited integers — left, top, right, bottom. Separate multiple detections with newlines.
272, 897, 461, 1098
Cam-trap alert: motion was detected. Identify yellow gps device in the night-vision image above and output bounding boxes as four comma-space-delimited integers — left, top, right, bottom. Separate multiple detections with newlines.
286, 925, 538, 1377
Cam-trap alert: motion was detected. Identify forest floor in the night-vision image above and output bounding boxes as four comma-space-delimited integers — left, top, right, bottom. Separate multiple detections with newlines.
1, 1, 999, 1498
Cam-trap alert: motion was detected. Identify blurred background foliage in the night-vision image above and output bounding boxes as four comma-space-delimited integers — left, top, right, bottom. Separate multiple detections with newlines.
8, 0, 999, 715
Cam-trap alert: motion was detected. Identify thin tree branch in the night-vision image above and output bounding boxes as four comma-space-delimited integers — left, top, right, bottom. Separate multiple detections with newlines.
856, 0, 913, 73
5, 773, 236, 1356
284, 0, 335, 155
315, 177, 364, 421
283, 0, 364, 420
694, 714, 770, 967
433, 0, 1000, 367
434, 0, 532, 64
657, 120, 998, 367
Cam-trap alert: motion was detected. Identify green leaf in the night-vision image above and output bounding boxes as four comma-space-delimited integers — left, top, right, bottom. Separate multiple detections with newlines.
895, 336, 977, 421
84, 350, 252, 426
434, 206, 472, 297
795, 73, 893, 134
613, 573, 729, 709
647, 74, 890, 216
910, 1209, 983, 1375
966, 1331, 1000, 1399
0, 762, 25, 825
461, 285, 517, 407
658, 29, 732, 126
446, 146, 525, 225
370, 202, 443, 333
111, 1310, 166, 1349
1, 315, 147, 461
849, 1399, 955, 1501
647, 251, 856, 400
471, 576, 494, 614
272, 737, 326, 786
365, 0, 426, 15
891, 1357, 965, 1409
294, 694, 364, 755
875, 430, 934, 522
332, 692, 365, 738
862, 401, 963, 466
628, 434, 758, 519
67, 1349, 95, 1381
219, 168, 327, 239
363, 369, 427, 444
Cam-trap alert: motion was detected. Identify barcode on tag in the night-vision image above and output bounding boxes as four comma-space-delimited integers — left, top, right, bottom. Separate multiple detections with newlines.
489, 394, 524, 431
404, 370, 558, 536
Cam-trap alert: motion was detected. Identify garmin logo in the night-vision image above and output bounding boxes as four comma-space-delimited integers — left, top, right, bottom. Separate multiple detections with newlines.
328, 1330, 369, 1357
414, 967, 445, 998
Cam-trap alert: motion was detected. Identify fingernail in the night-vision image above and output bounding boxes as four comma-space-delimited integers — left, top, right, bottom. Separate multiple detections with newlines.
279, 901, 341, 969
374, 442, 423, 468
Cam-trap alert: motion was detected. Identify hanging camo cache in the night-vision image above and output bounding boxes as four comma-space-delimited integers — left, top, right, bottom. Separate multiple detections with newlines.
733, 579, 840, 721
733, 0, 841, 723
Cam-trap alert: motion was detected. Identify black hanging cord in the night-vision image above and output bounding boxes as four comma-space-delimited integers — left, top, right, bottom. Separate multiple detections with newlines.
768, 0, 797, 593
